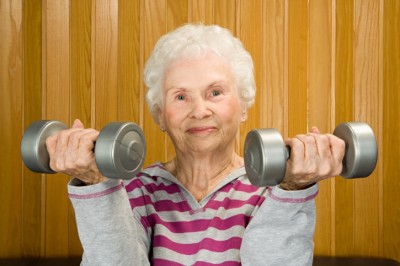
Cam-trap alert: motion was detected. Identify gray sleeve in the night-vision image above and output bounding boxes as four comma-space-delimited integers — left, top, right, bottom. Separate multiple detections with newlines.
68, 178, 150, 266
240, 184, 318, 266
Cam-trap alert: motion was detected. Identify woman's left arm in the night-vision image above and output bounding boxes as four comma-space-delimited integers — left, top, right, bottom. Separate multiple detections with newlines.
240, 184, 318, 266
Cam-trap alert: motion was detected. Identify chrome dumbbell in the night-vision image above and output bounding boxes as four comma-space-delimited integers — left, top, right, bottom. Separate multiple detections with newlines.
21, 120, 146, 179
244, 122, 378, 187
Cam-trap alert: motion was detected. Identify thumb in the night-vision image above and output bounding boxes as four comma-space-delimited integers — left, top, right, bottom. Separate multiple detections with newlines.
72, 119, 84, 129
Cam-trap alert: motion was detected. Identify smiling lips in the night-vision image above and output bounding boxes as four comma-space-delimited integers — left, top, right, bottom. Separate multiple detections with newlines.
186, 126, 217, 134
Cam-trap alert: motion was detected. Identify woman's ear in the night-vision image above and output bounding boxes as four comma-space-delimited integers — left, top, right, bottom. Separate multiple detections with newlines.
157, 106, 166, 131
240, 102, 248, 122
241, 111, 248, 122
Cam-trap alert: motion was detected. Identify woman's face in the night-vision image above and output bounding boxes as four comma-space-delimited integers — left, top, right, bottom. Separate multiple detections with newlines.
159, 52, 245, 155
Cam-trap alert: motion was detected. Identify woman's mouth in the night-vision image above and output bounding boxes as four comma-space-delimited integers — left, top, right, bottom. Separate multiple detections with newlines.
186, 126, 217, 134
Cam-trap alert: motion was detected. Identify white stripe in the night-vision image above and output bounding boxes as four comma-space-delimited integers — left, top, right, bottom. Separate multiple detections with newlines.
153, 246, 240, 264
153, 224, 246, 244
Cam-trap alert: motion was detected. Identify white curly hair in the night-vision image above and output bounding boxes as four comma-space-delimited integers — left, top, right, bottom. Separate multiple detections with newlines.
144, 24, 256, 124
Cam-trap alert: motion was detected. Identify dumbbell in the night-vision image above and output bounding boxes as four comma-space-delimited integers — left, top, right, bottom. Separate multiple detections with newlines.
244, 122, 378, 187
21, 120, 146, 179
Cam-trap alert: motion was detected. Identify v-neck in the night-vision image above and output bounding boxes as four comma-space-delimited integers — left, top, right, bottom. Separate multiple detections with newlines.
141, 162, 247, 210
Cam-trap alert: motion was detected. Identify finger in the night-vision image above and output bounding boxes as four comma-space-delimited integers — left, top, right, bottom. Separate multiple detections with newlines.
64, 130, 84, 168
310, 126, 320, 134
284, 137, 305, 162
77, 130, 100, 167
310, 133, 336, 177
296, 134, 318, 162
307, 133, 331, 159
46, 135, 57, 157
53, 130, 72, 170
327, 134, 346, 166
72, 119, 84, 129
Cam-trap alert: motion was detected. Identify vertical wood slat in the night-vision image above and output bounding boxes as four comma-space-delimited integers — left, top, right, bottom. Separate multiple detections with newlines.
287, 0, 308, 136
309, 0, 333, 256
353, 0, 381, 256
213, 0, 236, 34
0, 0, 23, 258
262, 0, 286, 133
142, 0, 167, 165
143, 0, 167, 166
22, 0, 43, 257
94, 0, 119, 128
383, 0, 400, 262
70, 0, 92, 256
43, 0, 71, 256
119, 0, 141, 123
189, 0, 214, 24
334, 0, 355, 256
238, 0, 263, 155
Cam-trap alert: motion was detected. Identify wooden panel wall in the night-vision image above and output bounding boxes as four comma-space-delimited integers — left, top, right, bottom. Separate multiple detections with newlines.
0, 0, 398, 261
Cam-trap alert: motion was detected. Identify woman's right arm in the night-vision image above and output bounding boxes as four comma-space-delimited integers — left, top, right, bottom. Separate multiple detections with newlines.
45, 119, 150, 265
68, 178, 150, 266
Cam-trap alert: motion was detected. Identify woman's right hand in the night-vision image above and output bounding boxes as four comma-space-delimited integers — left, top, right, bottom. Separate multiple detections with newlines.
46, 119, 107, 185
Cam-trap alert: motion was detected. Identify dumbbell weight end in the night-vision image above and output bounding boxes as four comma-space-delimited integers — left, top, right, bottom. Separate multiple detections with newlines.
21, 120, 68, 174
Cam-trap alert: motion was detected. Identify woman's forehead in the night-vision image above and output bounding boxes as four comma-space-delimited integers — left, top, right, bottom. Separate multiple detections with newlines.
163, 53, 234, 87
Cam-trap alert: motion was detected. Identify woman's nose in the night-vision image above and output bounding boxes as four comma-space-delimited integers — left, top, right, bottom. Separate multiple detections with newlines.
189, 98, 212, 119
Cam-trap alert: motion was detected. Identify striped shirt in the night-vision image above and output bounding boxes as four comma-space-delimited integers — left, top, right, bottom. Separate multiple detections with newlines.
124, 163, 268, 265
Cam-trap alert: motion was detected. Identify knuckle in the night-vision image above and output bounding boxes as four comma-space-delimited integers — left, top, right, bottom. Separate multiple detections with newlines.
318, 134, 330, 144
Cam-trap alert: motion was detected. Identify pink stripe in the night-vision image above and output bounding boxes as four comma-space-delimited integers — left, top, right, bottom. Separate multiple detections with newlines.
206, 194, 265, 210
152, 259, 184, 266
153, 259, 240, 266
231, 179, 261, 193
68, 183, 123, 200
130, 195, 192, 212
194, 261, 241, 266
125, 178, 181, 194
267, 187, 319, 203
145, 213, 249, 233
153, 235, 242, 255
130, 193, 264, 213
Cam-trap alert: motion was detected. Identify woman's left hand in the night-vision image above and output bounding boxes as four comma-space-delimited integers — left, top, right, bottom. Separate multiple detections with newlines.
280, 127, 346, 190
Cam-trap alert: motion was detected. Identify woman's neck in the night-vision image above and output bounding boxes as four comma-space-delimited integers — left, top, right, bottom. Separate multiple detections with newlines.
164, 150, 243, 202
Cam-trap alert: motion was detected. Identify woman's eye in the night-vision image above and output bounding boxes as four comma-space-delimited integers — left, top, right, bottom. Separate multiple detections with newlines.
211, 90, 221, 97
176, 94, 185, 100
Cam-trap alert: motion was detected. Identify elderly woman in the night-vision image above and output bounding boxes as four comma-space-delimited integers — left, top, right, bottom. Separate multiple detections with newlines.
47, 24, 344, 265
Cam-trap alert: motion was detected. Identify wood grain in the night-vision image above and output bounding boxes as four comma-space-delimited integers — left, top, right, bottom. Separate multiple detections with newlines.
334, 0, 356, 256
143, 0, 167, 165
189, 0, 214, 24
383, 0, 400, 261
287, 0, 308, 136
43, 0, 71, 257
309, 0, 333, 256
213, 0, 236, 34
353, 0, 381, 256
0, 0, 23, 258
238, 0, 263, 156
94, 0, 119, 128
70, 0, 92, 256
22, 0, 43, 257
262, 0, 286, 133
119, 0, 141, 123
